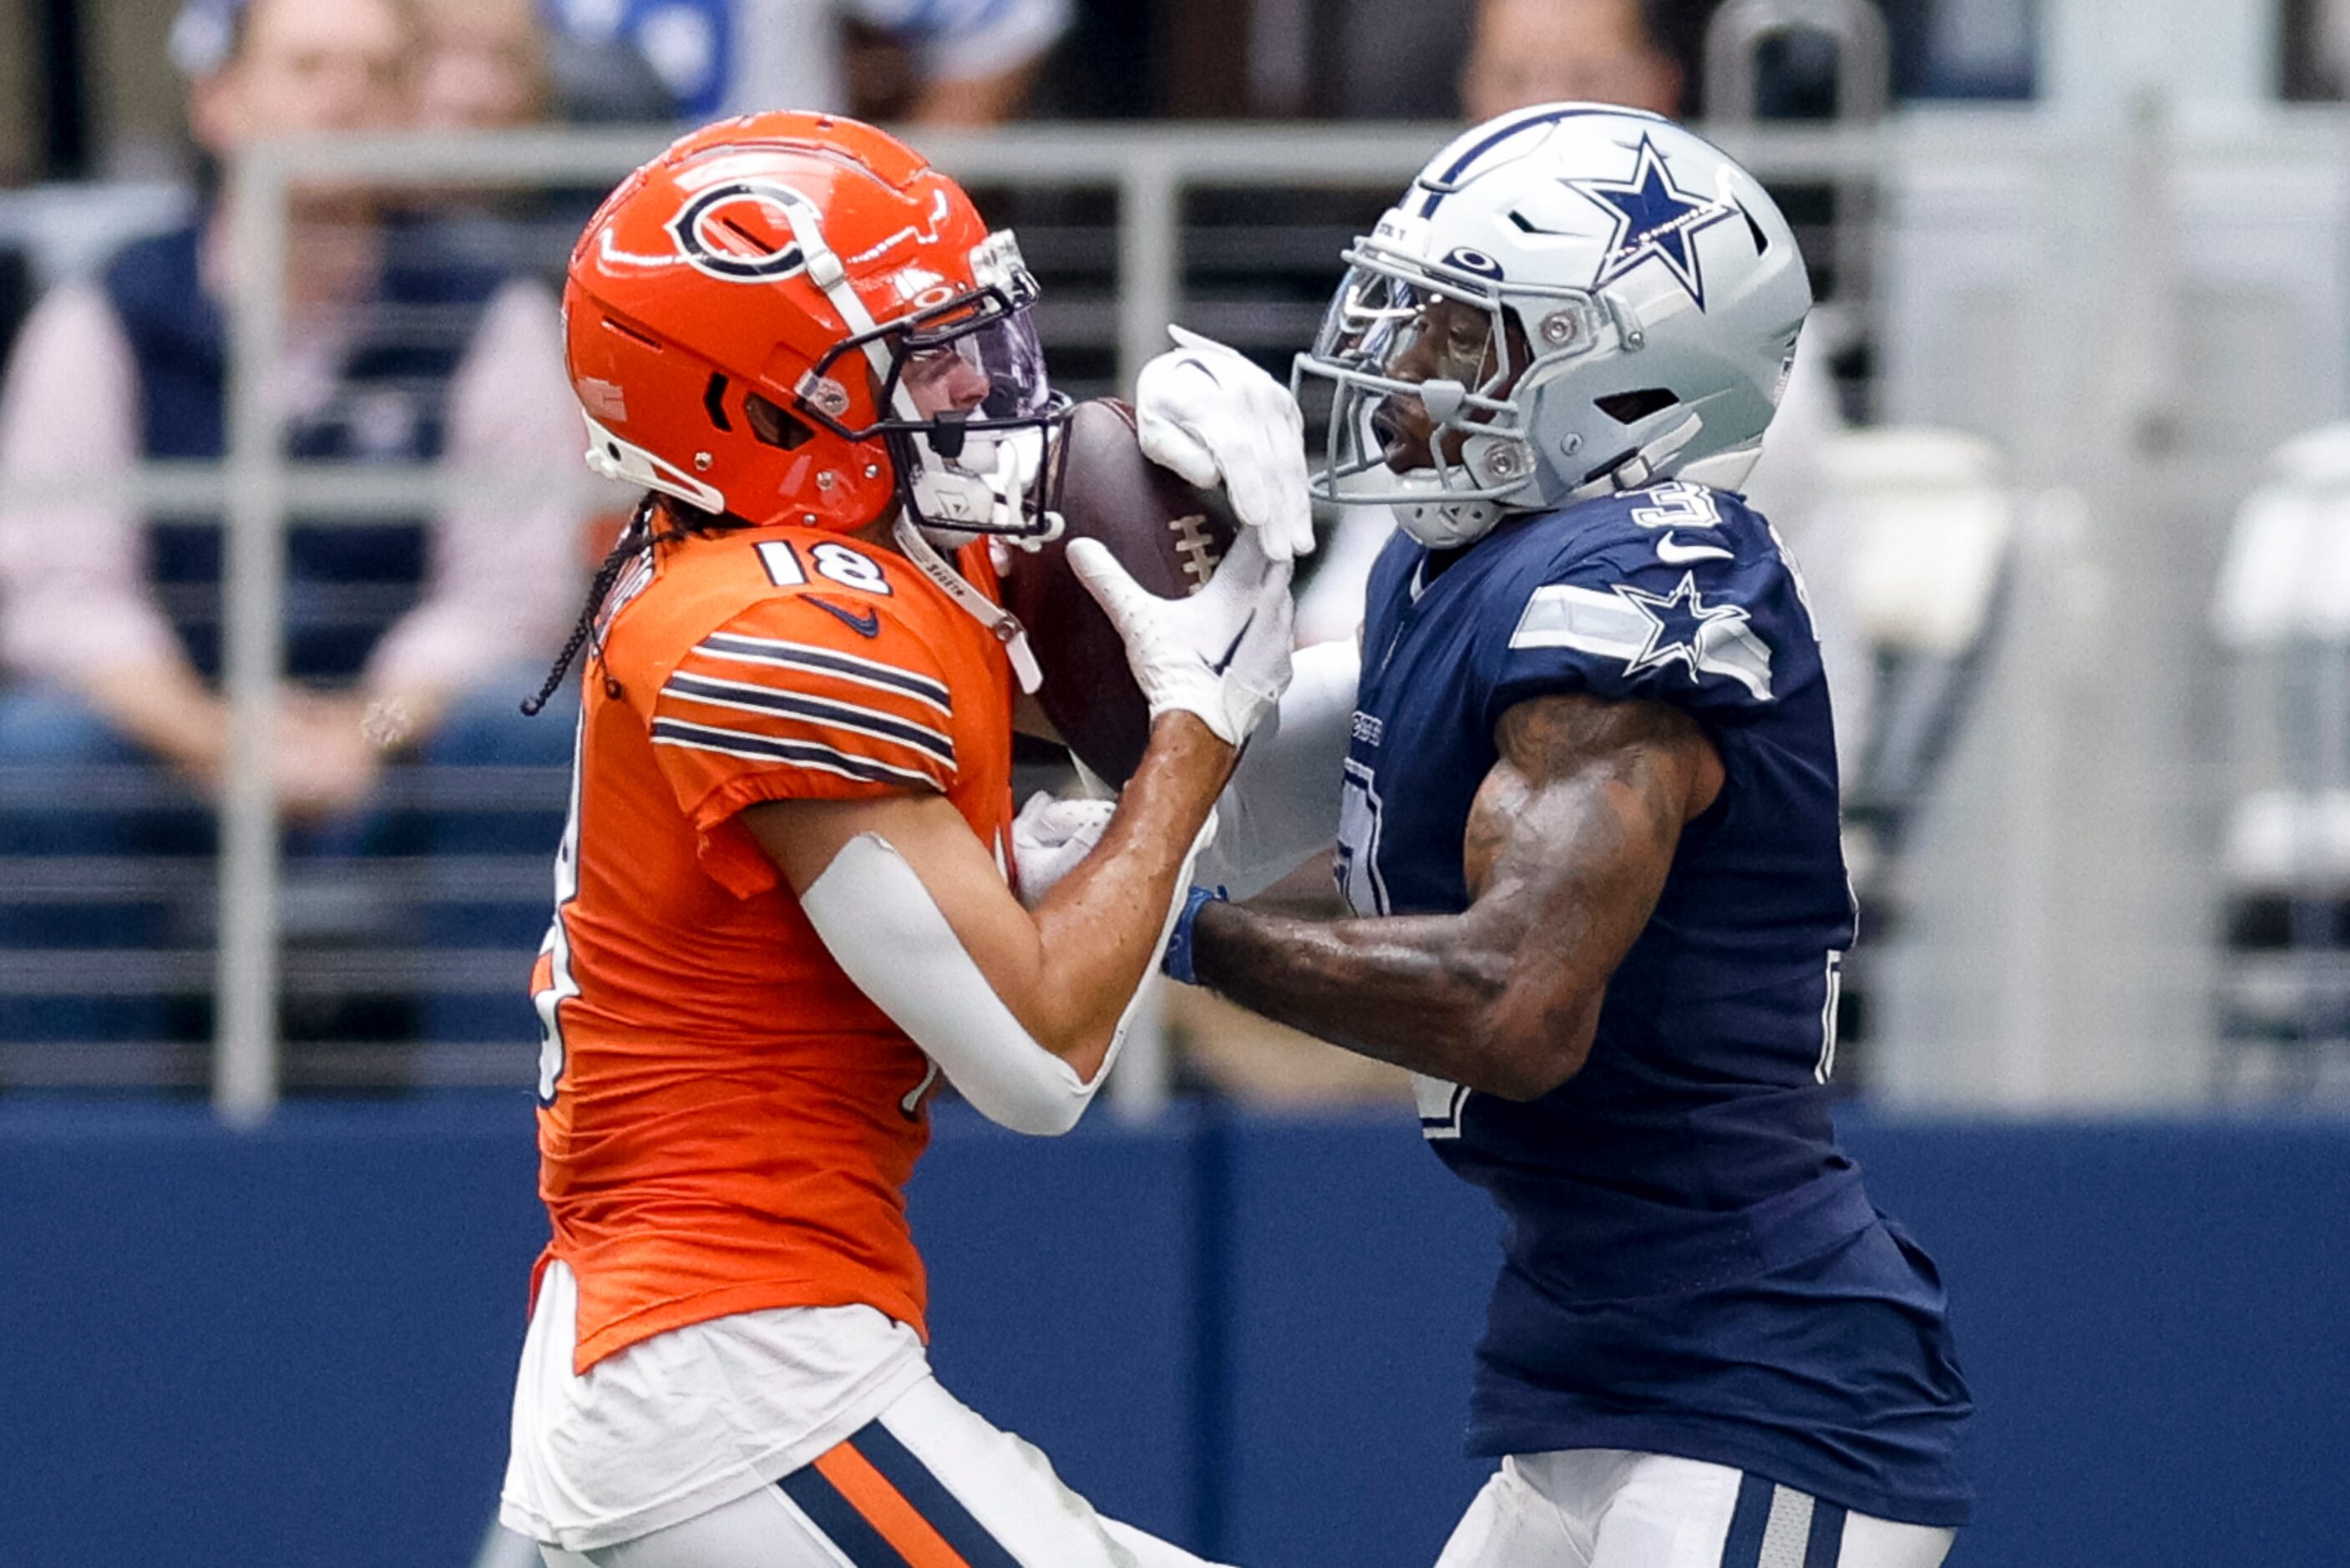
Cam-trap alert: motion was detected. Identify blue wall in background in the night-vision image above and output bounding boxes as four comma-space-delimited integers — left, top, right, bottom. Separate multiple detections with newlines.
5, 1102, 2348, 1568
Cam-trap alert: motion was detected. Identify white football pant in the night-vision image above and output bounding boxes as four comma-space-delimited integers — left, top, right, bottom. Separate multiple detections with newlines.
534, 1372, 1229, 1568
1436, 1450, 1956, 1568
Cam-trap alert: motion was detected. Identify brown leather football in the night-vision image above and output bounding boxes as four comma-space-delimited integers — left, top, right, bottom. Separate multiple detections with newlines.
1003, 398, 1238, 787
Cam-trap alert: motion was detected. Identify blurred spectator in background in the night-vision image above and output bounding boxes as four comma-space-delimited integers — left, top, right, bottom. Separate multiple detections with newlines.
404, 0, 584, 276
411, 0, 724, 134
1461, 0, 1686, 122
542, 0, 1070, 124
413, 0, 553, 130
0, 0, 581, 1045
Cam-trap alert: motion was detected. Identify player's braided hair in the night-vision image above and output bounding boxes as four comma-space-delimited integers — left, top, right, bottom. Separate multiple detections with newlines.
520, 498, 651, 716
522, 493, 744, 716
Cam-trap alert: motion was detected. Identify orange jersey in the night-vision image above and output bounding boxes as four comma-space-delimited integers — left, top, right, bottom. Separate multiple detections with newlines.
529, 521, 1015, 1373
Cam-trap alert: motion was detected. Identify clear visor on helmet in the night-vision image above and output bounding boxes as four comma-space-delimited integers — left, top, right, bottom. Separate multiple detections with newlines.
1294, 246, 1605, 507
1314, 268, 1518, 390
898, 306, 1054, 424
801, 240, 1071, 539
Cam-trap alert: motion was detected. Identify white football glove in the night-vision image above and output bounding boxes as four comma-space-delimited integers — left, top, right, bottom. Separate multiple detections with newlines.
1010, 790, 1117, 909
1069, 527, 1295, 749
1136, 325, 1315, 564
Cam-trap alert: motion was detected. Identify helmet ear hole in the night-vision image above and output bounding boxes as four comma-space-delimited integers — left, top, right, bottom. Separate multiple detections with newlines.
744, 392, 816, 452
1597, 388, 1679, 424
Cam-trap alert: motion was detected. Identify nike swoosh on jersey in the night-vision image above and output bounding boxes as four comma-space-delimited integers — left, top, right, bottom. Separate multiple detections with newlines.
1655, 531, 1735, 565
807, 597, 883, 638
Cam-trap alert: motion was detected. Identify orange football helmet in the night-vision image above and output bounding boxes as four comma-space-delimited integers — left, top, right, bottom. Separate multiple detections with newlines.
563, 112, 1065, 541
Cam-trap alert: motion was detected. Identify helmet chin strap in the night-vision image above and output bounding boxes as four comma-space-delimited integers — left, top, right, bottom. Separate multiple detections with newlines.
904, 428, 1064, 548
892, 512, 1044, 694
1393, 488, 1502, 549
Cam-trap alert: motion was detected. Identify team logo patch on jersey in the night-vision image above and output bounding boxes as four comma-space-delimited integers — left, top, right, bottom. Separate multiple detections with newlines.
1566, 135, 1745, 310
669, 180, 812, 282
1511, 574, 1775, 701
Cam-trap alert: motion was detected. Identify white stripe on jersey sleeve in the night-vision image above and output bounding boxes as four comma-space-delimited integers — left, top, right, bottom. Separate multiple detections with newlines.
649, 719, 944, 790
1508, 583, 1658, 660
660, 671, 957, 764
692, 633, 953, 712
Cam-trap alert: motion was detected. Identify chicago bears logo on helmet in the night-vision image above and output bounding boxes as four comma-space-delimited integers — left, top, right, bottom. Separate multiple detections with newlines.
667, 180, 811, 282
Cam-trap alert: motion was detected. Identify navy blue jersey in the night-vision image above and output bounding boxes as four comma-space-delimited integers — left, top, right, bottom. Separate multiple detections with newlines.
1341, 482, 1971, 1525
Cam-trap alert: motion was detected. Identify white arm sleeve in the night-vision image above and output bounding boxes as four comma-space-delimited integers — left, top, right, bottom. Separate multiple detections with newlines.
798, 827, 1203, 1136
1193, 639, 1360, 898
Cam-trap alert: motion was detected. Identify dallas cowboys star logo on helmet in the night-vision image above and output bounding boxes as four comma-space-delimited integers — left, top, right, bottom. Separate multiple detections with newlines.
1567, 135, 1745, 311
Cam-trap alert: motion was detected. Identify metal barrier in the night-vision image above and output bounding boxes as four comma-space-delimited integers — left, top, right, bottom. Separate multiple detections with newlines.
205, 124, 1470, 1121
1704, 0, 1892, 124
1703, 0, 1889, 352
187, 116, 1990, 1121
184, 119, 1917, 1119
5, 109, 2346, 1116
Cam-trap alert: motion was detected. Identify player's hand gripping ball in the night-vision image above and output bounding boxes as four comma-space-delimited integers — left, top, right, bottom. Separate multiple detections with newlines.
1005, 398, 1243, 785
1134, 326, 1315, 564
1071, 527, 1292, 751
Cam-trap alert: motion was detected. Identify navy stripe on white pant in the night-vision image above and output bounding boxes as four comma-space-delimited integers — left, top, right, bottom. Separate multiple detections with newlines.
1720, 1471, 1846, 1568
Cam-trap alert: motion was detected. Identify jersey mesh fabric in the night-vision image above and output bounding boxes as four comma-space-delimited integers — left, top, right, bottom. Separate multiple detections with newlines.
529, 523, 1015, 1373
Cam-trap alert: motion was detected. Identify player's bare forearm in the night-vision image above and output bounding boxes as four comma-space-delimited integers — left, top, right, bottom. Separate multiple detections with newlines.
1191, 899, 1547, 1090
751, 711, 1230, 1080
1016, 711, 1233, 1069
1191, 694, 1720, 1100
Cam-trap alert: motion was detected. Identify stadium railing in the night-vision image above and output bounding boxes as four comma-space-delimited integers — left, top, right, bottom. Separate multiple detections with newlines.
4, 109, 2344, 1117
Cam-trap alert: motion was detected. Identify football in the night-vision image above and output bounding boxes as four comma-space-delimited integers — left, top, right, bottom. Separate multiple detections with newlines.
1005, 397, 1238, 787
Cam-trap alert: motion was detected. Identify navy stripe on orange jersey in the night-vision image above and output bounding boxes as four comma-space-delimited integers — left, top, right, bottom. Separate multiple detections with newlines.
849, 1419, 1022, 1568
697, 631, 952, 711
651, 718, 942, 789
662, 671, 956, 764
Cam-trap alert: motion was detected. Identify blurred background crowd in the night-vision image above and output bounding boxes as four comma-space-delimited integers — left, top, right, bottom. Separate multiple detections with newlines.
3, 0, 2349, 1114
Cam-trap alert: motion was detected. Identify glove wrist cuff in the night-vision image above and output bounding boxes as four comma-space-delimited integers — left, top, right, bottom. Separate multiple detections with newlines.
1162, 884, 1229, 986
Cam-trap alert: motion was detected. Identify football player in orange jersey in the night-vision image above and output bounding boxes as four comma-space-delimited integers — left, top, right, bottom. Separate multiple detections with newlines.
494, 114, 1304, 1567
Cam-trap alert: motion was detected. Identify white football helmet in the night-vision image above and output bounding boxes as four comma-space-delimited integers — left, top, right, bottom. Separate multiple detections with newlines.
1294, 104, 1812, 549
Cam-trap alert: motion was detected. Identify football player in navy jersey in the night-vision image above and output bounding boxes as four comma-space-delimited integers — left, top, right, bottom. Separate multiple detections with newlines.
1151, 105, 1974, 1568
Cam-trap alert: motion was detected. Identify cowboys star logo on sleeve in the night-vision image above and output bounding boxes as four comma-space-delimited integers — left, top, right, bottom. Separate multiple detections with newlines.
1613, 572, 1773, 699
1510, 571, 1775, 701
1565, 135, 1746, 310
